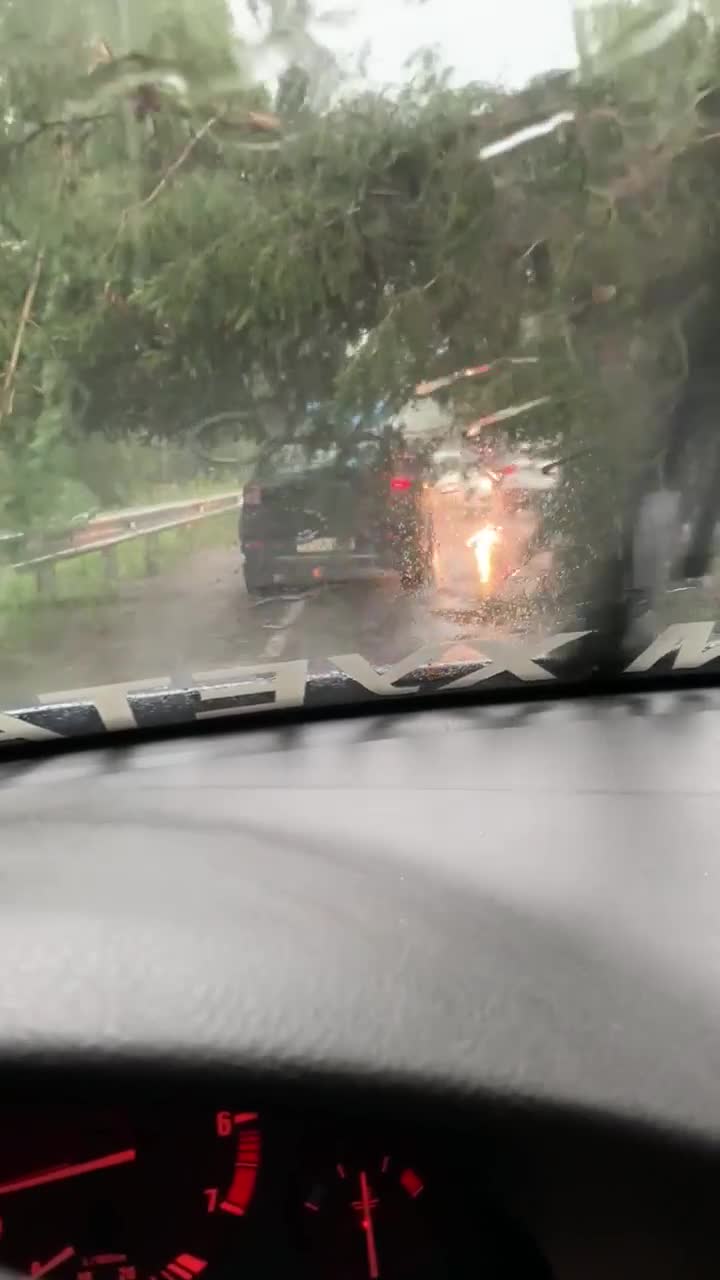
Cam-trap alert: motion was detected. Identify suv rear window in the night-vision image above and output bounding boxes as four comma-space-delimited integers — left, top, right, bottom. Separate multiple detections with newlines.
255, 443, 338, 479
255, 435, 389, 480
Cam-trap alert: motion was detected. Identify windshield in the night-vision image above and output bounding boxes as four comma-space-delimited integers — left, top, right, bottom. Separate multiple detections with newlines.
3, 0, 720, 737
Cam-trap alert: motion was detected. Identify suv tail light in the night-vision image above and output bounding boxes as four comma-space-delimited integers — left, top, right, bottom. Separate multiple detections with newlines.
390, 476, 413, 492
244, 485, 262, 505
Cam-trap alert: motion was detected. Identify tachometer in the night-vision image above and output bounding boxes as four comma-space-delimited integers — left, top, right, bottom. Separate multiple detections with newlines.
0, 1107, 261, 1280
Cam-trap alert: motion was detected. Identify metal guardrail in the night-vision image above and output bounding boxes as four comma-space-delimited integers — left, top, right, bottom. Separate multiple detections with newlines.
73, 490, 245, 537
0, 532, 24, 564
7, 492, 243, 595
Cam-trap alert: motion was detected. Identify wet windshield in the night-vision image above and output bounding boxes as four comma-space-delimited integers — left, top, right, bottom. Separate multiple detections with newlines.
2, 0, 720, 732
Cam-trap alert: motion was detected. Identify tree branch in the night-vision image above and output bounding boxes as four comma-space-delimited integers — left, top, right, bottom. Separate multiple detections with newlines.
0, 171, 65, 428
136, 114, 219, 213
0, 245, 45, 426
2, 113, 114, 155
107, 114, 220, 260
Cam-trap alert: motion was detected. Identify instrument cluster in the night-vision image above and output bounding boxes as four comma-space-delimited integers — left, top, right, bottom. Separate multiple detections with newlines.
0, 1105, 552, 1280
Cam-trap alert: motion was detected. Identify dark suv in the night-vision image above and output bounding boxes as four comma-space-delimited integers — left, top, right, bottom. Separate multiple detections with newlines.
239, 431, 435, 595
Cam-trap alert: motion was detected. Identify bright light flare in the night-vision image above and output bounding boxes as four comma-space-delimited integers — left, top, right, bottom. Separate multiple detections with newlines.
467, 525, 500, 584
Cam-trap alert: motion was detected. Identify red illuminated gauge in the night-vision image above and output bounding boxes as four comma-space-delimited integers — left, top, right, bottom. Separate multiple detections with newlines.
0, 1107, 261, 1280
300, 1150, 444, 1280
297, 1142, 554, 1280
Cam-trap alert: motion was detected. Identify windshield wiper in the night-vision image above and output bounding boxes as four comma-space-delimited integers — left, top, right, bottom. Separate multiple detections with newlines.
581, 365, 720, 675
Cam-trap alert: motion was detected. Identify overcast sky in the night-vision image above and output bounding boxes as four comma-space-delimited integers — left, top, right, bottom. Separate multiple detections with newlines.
231, 0, 579, 93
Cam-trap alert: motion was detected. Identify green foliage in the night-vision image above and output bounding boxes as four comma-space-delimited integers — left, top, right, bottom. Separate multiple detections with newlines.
1, 0, 720, 574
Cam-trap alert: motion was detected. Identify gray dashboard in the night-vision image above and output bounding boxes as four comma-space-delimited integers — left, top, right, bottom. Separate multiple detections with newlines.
2, 686, 720, 1130
2, 687, 720, 1276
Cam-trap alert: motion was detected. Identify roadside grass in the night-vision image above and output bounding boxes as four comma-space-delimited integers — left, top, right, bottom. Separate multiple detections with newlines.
0, 509, 239, 650
103, 471, 251, 513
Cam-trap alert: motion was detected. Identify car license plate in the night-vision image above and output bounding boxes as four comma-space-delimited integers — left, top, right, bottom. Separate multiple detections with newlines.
298, 537, 354, 552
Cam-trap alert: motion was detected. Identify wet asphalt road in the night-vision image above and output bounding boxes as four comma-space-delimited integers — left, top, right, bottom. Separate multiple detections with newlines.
3, 526, 720, 711
0, 532, 557, 708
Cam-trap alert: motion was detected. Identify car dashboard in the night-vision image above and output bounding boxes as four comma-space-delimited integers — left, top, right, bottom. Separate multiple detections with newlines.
4, 686, 720, 1277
